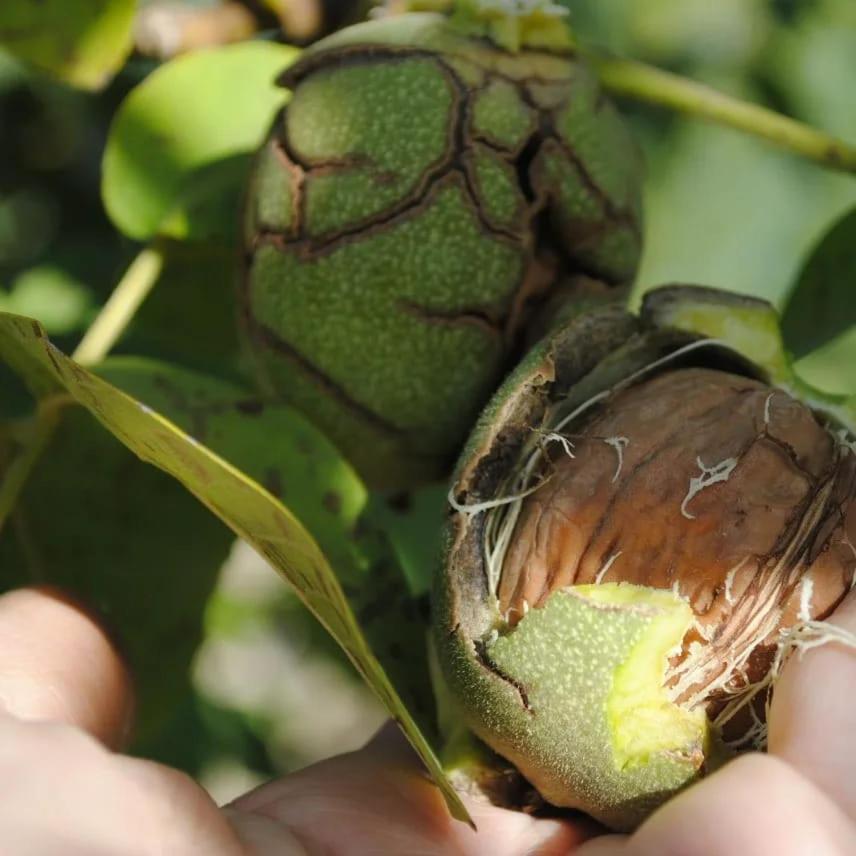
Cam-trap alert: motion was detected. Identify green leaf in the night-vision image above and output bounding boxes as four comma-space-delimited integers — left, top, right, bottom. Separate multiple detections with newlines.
3, 337, 435, 741
0, 317, 62, 400
158, 155, 255, 243
0, 312, 470, 826
782, 206, 856, 360
633, 97, 856, 310
0, 265, 95, 335
100, 358, 441, 743
792, 327, 856, 398
0, 403, 234, 739
0, 351, 371, 740
121, 240, 245, 380
0, 0, 135, 89
366, 485, 449, 597
95, 356, 368, 571
102, 42, 298, 241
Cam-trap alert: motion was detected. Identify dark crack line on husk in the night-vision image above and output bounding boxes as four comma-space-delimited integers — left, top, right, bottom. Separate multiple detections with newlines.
443, 59, 532, 244
542, 124, 642, 238
512, 79, 641, 236
271, 127, 308, 240
257, 65, 522, 256
474, 639, 533, 713
265, 47, 638, 265
246, 39, 642, 429
249, 322, 411, 439
397, 298, 503, 335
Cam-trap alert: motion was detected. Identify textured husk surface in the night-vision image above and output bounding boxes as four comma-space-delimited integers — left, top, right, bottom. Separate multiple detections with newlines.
240, 13, 643, 487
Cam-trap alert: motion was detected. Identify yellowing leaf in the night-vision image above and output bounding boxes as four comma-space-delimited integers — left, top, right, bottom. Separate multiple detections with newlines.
0, 311, 471, 826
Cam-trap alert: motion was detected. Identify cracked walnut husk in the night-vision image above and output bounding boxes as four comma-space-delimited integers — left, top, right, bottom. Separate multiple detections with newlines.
434, 285, 856, 831
240, 8, 643, 488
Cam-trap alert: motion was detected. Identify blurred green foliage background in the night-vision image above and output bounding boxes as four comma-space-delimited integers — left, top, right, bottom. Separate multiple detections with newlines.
1, 0, 854, 801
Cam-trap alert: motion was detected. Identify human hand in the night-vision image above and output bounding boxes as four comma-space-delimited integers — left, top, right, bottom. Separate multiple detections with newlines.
0, 587, 583, 855
1, 586, 854, 855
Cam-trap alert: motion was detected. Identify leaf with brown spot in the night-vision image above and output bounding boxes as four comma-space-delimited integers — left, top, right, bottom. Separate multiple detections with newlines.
0, 313, 470, 826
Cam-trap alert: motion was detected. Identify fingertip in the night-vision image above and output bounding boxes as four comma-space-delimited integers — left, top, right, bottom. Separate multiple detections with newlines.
575, 833, 628, 855
0, 587, 134, 749
448, 796, 596, 856
768, 588, 856, 820
631, 754, 854, 856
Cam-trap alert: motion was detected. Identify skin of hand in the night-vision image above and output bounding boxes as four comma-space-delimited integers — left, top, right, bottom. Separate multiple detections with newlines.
0, 587, 853, 855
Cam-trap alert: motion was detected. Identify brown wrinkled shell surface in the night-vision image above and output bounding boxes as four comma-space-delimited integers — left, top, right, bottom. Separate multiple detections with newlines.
499, 368, 856, 717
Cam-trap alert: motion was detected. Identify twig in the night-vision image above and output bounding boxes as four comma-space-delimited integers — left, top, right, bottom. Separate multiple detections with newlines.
591, 54, 856, 176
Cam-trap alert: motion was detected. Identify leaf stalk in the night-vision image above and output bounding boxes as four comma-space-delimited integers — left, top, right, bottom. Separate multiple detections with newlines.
0, 243, 163, 529
73, 243, 165, 366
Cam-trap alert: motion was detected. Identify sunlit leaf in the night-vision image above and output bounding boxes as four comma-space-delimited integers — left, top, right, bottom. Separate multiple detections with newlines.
0, 352, 367, 740
101, 358, 440, 743
793, 327, 856, 398
0, 312, 470, 825
0, 0, 134, 89
633, 84, 856, 309
0, 317, 62, 399
157, 154, 255, 243
102, 42, 298, 241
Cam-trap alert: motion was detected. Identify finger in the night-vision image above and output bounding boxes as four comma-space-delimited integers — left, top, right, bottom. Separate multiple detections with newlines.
115, 755, 248, 855
768, 590, 856, 820
229, 766, 585, 856
576, 754, 854, 856
229, 722, 588, 856
0, 715, 245, 855
572, 834, 627, 854
0, 587, 133, 748
365, 722, 591, 853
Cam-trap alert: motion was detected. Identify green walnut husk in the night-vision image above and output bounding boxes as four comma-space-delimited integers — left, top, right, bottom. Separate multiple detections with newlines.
240, 9, 643, 488
434, 285, 856, 830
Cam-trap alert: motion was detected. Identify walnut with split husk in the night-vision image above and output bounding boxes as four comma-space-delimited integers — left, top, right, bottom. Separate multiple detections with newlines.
434, 285, 856, 830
